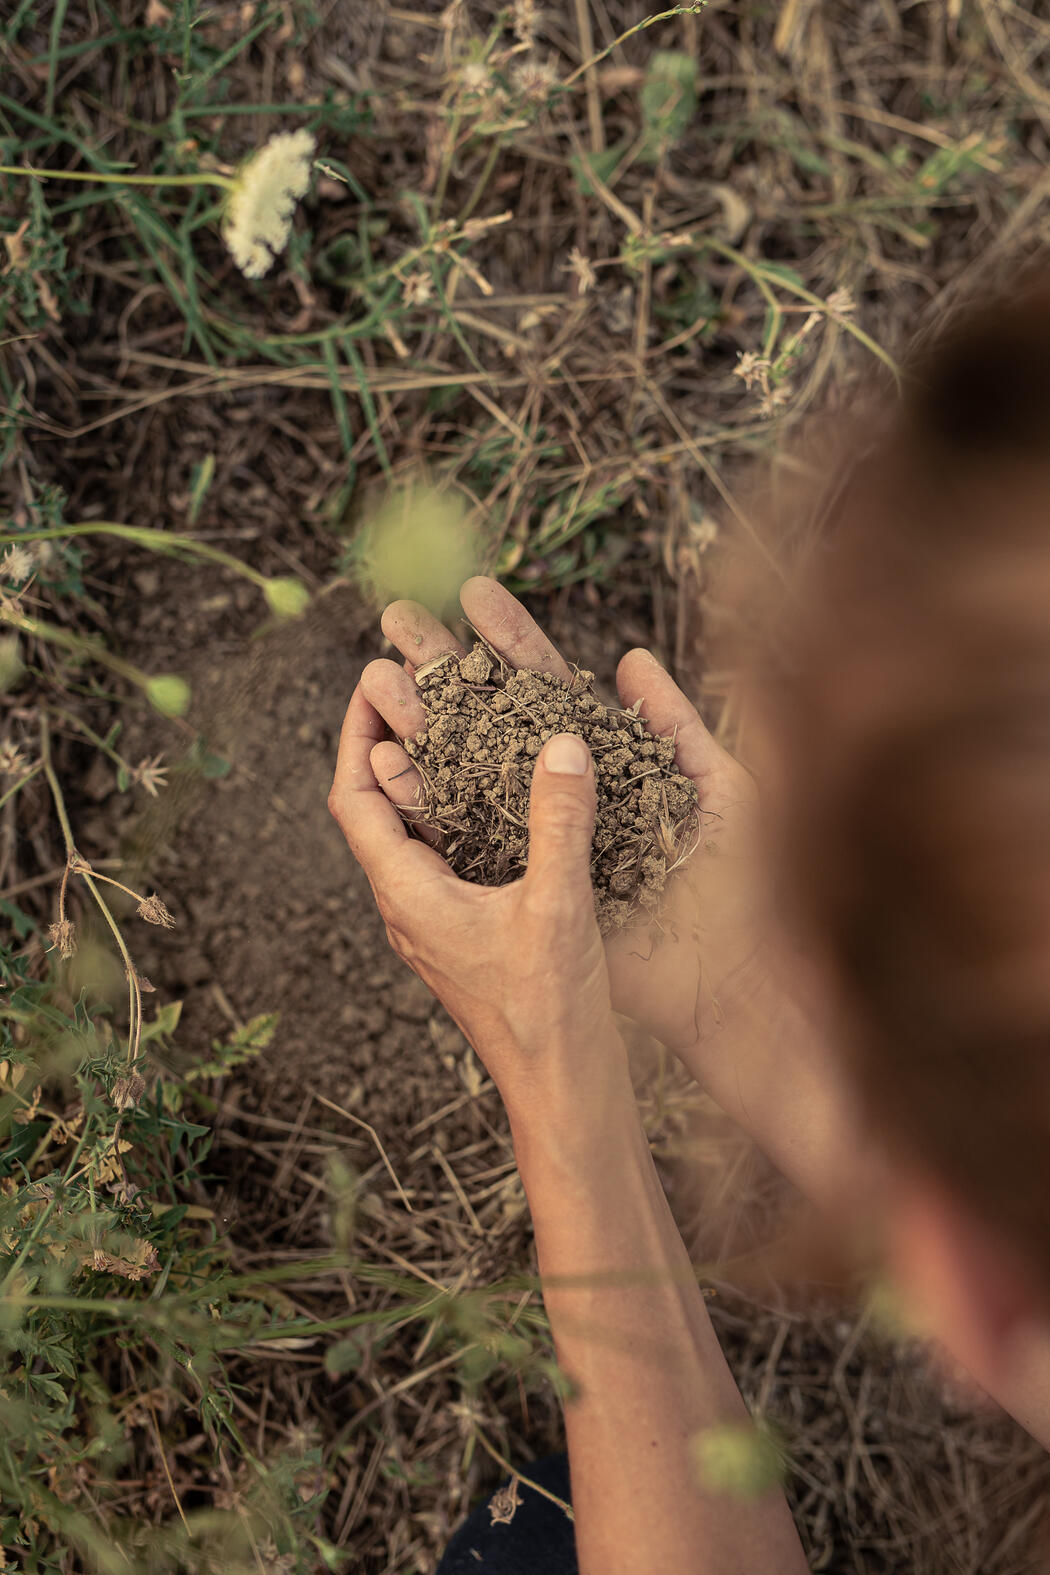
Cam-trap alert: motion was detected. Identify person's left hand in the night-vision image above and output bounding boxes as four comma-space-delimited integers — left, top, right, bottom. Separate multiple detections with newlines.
328, 682, 626, 1130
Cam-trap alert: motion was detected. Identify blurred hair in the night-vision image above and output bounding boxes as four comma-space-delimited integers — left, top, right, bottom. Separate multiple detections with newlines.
748, 270, 1050, 1285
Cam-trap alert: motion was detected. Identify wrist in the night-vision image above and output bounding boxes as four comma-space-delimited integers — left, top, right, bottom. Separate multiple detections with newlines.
507, 1033, 640, 1185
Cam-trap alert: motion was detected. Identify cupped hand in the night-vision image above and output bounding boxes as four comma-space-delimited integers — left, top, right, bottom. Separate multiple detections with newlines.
343, 577, 765, 1059
328, 667, 625, 1127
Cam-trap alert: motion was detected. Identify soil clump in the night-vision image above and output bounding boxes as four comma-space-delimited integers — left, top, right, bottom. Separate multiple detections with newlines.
405, 642, 698, 932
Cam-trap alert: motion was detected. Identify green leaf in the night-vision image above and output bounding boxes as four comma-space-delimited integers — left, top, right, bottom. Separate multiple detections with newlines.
570, 143, 624, 196
29, 1373, 68, 1405
0, 900, 35, 940
140, 1000, 183, 1045
184, 1013, 278, 1083
755, 261, 806, 291
639, 51, 698, 164
324, 1336, 363, 1376
188, 453, 215, 525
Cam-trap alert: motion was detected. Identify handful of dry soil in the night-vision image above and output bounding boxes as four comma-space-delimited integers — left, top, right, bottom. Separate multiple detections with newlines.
403, 642, 699, 934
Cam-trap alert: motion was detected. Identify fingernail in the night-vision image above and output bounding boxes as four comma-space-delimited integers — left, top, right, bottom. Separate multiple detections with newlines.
544, 733, 589, 775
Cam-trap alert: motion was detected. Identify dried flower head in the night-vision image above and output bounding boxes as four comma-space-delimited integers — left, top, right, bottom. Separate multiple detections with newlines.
129, 754, 168, 797
137, 894, 175, 928
1, 544, 35, 585
512, 58, 558, 104
401, 271, 434, 308
88, 1238, 160, 1281
457, 59, 492, 94
47, 920, 77, 960
733, 349, 766, 390
0, 741, 27, 775
111, 1073, 147, 1112
564, 245, 597, 295
512, 0, 542, 44
223, 129, 316, 280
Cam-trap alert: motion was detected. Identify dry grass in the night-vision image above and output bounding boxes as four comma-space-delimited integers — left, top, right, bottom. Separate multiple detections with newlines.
5, 1, 1050, 1571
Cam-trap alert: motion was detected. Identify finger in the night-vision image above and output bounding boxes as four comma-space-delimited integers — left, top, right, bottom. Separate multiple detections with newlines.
616, 647, 731, 789
459, 576, 573, 681
329, 684, 444, 885
359, 657, 428, 740
370, 739, 441, 850
381, 599, 466, 676
522, 733, 597, 912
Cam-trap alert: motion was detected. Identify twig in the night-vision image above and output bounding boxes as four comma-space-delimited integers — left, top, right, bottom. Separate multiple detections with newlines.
313, 1092, 414, 1213
472, 1427, 575, 1521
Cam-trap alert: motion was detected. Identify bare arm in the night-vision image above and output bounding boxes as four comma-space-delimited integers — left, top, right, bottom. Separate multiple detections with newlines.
329, 671, 808, 1575
512, 1040, 809, 1575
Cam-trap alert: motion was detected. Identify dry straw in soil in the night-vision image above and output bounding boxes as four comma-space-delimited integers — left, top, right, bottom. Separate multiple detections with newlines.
403, 641, 698, 932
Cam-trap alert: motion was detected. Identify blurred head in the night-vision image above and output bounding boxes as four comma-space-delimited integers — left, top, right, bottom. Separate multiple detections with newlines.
754, 272, 1050, 1382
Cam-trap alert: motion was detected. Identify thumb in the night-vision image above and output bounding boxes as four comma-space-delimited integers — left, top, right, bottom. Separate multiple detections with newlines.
524, 733, 597, 907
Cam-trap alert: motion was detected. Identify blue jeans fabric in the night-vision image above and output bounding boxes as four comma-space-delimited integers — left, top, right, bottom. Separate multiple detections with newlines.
435, 1453, 578, 1573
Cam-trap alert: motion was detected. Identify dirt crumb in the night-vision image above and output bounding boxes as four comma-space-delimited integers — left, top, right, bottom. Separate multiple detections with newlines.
403, 642, 698, 932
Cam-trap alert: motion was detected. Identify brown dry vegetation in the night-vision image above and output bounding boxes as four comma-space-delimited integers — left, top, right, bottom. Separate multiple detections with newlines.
5, 1, 1050, 1571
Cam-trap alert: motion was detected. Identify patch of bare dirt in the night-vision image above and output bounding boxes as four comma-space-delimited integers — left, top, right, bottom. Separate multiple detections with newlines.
111, 579, 466, 1158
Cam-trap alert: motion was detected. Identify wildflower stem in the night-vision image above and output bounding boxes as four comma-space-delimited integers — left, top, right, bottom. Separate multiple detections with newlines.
562, 4, 707, 87
4, 602, 151, 689
456, 135, 505, 224
472, 1426, 575, 1520
48, 705, 133, 774
431, 110, 463, 219
38, 716, 76, 858
0, 762, 42, 812
0, 521, 272, 590
0, 163, 234, 190
702, 236, 900, 381
40, 719, 143, 1067
82, 871, 143, 1070
71, 866, 145, 905
149, 1401, 191, 1531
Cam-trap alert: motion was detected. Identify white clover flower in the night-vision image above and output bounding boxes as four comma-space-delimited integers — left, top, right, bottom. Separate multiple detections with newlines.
223, 129, 316, 280
1, 544, 35, 584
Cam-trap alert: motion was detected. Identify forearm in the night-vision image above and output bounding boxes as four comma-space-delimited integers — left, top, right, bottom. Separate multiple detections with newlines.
678, 943, 880, 1218
511, 1044, 808, 1575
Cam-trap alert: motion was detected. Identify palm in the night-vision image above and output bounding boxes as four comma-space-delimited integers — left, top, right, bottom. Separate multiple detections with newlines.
359, 577, 763, 1056
604, 755, 762, 1052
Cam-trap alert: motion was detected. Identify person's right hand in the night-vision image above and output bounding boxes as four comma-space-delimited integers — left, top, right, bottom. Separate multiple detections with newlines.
358, 577, 767, 1057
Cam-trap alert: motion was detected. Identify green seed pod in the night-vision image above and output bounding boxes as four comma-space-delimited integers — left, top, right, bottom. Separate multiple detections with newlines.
145, 674, 191, 717
690, 1421, 786, 1500
263, 576, 311, 619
